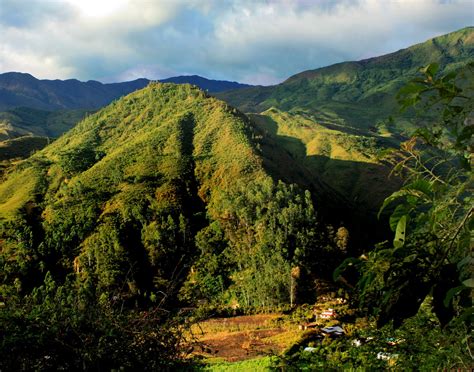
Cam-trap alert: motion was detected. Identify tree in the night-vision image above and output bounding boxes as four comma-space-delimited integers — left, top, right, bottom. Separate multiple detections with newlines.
338, 62, 473, 328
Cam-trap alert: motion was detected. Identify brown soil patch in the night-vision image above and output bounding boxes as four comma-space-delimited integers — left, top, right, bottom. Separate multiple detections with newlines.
195, 328, 285, 362
190, 314, 292, 362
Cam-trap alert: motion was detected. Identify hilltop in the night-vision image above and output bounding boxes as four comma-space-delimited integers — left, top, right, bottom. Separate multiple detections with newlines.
0, 74, 252, 161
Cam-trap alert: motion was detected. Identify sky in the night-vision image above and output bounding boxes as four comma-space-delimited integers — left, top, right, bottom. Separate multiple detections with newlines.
0, 0, 472, 85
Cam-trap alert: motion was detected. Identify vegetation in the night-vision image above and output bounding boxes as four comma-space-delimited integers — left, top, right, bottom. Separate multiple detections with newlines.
202, 356, 276, 371
0, 83, 339, 368
278, 299, 471, 370
0, 28, 472, 370
0, 275, 188, 370
337, 62, 473, 326
217, 28, 473, 218
324, 63, 472, 369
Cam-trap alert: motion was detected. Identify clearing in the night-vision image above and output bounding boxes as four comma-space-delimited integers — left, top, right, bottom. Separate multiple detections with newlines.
189, 314, 300, 363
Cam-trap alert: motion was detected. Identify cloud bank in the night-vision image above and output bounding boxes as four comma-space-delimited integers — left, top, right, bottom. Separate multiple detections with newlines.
0, 0, 472, 85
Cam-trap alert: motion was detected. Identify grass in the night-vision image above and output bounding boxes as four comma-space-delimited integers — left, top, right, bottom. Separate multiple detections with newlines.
0, 166, 43, 219
249, 108, 400, 211
201, 356, 276, 371
191, 314, 281, 335
187, 313, 301, 366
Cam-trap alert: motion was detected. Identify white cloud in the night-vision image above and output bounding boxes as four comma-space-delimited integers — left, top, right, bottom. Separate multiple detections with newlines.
0, 0, 472, 85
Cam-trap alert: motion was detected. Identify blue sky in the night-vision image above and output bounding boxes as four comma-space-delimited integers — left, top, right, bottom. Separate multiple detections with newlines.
0, 0, 472, 85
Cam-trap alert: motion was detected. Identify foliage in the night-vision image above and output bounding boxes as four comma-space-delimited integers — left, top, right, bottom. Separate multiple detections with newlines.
0, 274, 189, 371
180, 178, 338, 309
277, 299, 472, 370
337, 63, 473, 329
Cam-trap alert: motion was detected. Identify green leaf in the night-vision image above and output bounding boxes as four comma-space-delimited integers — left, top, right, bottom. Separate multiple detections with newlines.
402, 254, 417, 263
333, 257, 360, 282
398, 82, 425, 95
443, 285, 465, 307
462, 278, 474, 288
421, 63, 439, 77
441, 71, 457, 82
390, 204, 409, 232
379, 179, 433, 219
457, 255, 473, 270
403, 179, 433, 199
393, 215, 407, 248
454, 307, 474, 324
378, 190, 412, 218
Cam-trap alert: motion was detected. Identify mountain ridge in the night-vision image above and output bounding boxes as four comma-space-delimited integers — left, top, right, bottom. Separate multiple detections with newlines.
0, 73, 252, 111
217, 27, 474, 120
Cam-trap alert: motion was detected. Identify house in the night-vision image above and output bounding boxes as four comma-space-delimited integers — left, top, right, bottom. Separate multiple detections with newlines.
320, 308, 335, 319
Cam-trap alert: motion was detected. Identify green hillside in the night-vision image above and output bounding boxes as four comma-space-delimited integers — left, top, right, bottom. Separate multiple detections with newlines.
0, 136, 50, 161
0, 28, 472, 370
0, 83, 346, 311
0, 107, 91, 139
219, 27, 473, 127
217, 28, 474, 211
249, 108, 401, 210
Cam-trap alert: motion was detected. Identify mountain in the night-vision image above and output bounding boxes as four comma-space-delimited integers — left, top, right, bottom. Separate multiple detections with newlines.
1, 83, 345, 309
0, 74, 252, 160
218, 27, 474, 128
160, 75, 251, 92
0, 73, 253, 111
0, 73, 150, 111
216, 27, 474, 210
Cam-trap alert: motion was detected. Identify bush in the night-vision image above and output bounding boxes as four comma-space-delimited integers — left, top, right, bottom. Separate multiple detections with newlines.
0, 274, 190, 371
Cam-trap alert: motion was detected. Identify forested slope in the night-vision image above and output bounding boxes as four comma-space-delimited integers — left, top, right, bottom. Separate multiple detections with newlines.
0, 83, 344, 310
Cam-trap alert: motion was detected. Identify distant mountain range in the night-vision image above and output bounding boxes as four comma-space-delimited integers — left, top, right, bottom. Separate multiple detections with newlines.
215, 27, 474, 210
0, 73, 252, 111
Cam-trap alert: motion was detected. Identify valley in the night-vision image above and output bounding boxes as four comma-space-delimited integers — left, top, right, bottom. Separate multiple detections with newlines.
0, 25, 472, 371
